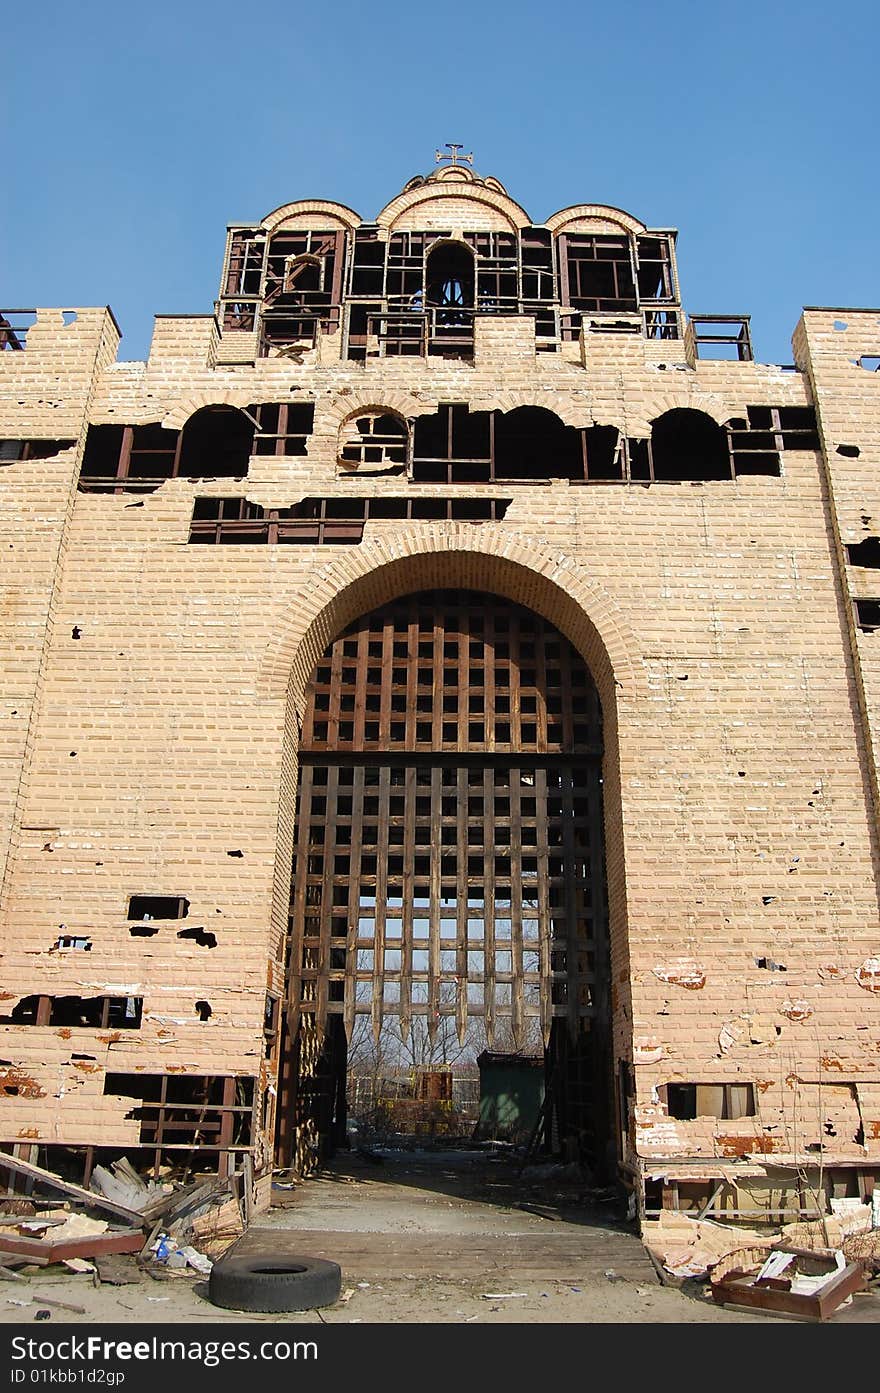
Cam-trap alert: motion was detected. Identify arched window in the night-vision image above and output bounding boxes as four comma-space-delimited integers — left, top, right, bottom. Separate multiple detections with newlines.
426, 242, 475, 314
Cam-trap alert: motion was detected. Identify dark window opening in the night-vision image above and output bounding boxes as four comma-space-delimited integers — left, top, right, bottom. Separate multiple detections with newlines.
79, 423, 179, 493
128, 895, 189, 920
261, 230, 343, 352
847, 538, 880, 568
666, 1082, 756, 1119
521, 227, 555, 304
855, 598, 880, 632
650, 409, 731, 481
1, 438, 75, 463
837, 444, 861, 458
561, 234, 637, 314
178, 406, 253, 478
188, 494, 510, 544
349, 227, 385, 297
251, 403, 315, 457
224, 229, 265, 299
636, 236, 675, 302
103, 1073, 253, 1148
0, 995, 142, 1028
339, 413, 408, 471
195, 1000, 212, 1021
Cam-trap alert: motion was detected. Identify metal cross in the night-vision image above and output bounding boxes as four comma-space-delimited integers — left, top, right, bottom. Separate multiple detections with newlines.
435, 143, 474, 167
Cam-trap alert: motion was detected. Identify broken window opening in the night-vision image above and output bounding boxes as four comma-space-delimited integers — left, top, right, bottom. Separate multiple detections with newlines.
559, 234, 637, 315
0, 996, 143, 1028
854, 598, 880, 632
650, 409, 731, 482
103, 1074, 253, 1154
857, 357, 880, 372
128, 895, 189, 921
665, 1082, 756, 1119
636, 236, 675, 302
51, 934, 92, 952
412, 403, 589, 484
0, 438, 75, 463
690, 315, 753, 362
224, 229, 265, 299
260, 229, 343, 352
188, 495, 510, 544
250, 402, 315, 457
178, 406, 253, 479
847, 538, 880, 569
643, 309, 680, 341
0, 311, 36, 351
338, 413, 408, 472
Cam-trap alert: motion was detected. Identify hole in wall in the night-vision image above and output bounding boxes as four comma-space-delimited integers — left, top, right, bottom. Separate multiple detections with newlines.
177, 927, 217, 949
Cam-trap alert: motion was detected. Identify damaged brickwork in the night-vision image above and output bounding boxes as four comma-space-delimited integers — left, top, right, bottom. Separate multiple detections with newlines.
0, 161, 879, 1219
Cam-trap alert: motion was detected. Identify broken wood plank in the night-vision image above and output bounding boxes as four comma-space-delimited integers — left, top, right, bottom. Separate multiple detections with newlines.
0, 1230, 144, 1262
0, 1155, 145, 1227
32, 1295, 87, 1315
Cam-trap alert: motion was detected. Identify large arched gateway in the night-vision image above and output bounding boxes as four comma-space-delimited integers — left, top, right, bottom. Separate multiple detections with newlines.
276, 589, 614, 1176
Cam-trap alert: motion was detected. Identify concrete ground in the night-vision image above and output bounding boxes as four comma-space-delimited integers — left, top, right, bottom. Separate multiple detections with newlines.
3, 1147, 878, 1324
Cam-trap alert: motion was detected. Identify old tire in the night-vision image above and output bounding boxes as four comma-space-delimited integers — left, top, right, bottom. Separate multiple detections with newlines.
208, 1253, 342, 1312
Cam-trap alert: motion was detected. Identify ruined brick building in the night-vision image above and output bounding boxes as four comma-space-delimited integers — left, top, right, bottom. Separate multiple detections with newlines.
1, 152, 879, 1222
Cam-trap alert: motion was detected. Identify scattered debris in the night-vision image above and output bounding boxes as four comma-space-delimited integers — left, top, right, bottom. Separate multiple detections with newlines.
710, 1247, 865, 1320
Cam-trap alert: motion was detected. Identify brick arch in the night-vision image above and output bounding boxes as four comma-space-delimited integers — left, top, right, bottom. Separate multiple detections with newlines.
324, 391, 425, 431
260, 200, 362, 233
260, 528, 645, 714
262, 530, 641, 1046
376, 183, 531, 232
545, 204, 648, 237
628, 391, 739, 438
161, 393, 261, 432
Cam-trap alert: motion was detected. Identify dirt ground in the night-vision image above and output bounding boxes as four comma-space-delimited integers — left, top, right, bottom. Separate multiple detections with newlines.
2, 1149, 879, 1325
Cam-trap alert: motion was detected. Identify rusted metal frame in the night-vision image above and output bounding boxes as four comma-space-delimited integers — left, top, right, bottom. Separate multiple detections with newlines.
726, 422, 742, 480
457, 607, 470, 751
314, 763, 339, 1036
535, 621, 549, 752
509, 609, 522, 755
533, 767, 553, 1046
371, 765, 391, 1041
352, 624, 369, 749
558, 642, 575, 749
431, 614, 444, 747
343, 764, 365, 1042
456, 764, 469, 1045
329, 232, 345, 316
379, 615, 394, 747
217, 1077, 237, 1179
400, 763, 417, 1043
327, 635, 344, 748
559, 767, 584, 1038
482, 766, 497, 1048
287, 764, 315, 1038
509, 761, 525, 1049
428, 765, 443, 1046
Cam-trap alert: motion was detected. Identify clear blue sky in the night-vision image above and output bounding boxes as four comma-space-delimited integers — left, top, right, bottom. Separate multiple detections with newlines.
3, 0, 878, 364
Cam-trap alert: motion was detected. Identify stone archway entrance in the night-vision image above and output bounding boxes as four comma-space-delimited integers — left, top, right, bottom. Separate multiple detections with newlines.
276, 588, 614, 1177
